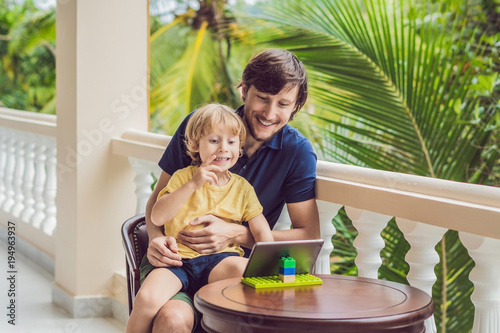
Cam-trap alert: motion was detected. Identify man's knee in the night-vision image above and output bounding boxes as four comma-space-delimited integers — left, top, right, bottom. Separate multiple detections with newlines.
152, 299, 195, 333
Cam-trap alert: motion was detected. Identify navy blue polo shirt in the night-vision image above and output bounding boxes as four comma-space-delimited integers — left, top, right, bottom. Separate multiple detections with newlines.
158, 105, 317, 230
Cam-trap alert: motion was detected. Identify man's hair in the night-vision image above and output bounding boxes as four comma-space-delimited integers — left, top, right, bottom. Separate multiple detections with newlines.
185, 103, 246, 166
239, 48, 308, 119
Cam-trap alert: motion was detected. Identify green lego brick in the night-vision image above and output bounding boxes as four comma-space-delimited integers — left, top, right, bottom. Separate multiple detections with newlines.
279, 256, 296, 268
241, 274, 322, 289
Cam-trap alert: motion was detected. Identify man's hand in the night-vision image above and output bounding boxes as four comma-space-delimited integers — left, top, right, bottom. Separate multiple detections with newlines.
147, 235, 183, 267
177, 215, 246, 254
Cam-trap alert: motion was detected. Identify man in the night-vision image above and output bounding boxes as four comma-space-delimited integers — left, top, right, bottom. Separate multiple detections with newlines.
143, 49, 320, 332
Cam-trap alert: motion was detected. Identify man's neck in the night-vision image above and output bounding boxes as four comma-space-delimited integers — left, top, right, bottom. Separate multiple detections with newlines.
243, 137, 263, 158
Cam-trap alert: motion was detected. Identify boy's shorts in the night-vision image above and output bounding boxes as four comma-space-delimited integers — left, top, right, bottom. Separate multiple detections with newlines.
139, 252, 239, 331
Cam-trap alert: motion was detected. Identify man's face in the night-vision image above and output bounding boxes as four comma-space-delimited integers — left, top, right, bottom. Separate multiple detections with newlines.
242, 85, 298, 143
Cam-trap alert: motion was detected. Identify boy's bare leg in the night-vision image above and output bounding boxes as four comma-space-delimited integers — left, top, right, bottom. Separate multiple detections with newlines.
126, 269, 183, 333
208, 256, 248, 283
152, 299, 195, 333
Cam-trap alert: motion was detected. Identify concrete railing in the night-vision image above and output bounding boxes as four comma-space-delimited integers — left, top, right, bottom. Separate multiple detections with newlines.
1, 108, 499, 333
112, 129, 500, 333
0, 108, 57, 257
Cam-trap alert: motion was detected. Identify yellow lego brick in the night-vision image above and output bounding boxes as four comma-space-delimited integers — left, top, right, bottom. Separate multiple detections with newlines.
279, 274, 295, 283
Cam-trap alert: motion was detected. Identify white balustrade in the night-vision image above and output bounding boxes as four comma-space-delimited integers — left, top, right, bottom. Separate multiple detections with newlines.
345, 207, 392, 278
20, 133, 36, 222
1, 113, 500, 331
396, 218, 447, 333
0, 125, 56, 237
0, 128, 8, 204
42, 137, 57, 235
314, 200, 341, 274
12, 130, 26, 217
30, 137, 48, 228
128, 157, 160, 214
2, 130, 16, 212
459, 233, 500, 333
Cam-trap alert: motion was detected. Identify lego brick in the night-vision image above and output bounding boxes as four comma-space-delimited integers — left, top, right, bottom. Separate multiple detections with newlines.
279, 274, 296, 283
279, 267, 296, 275
241, 274, 323, 289
279, 257, 296, 268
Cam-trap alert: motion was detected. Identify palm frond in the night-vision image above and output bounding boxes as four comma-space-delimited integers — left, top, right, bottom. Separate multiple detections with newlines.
150, 22, 225, 133
239, 0, 495, 179
237, 1, 497, 332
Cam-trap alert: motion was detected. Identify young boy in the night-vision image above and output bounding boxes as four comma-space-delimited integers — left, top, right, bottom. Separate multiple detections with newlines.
125, 103, 274, 333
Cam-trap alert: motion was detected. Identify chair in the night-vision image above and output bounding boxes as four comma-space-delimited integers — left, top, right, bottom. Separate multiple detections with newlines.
121, 213, 148, 314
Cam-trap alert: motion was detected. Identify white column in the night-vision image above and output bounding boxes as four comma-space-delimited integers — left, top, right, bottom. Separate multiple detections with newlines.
313, 200, 341, 274
459, 233, 500, 333
54, 0, 148, 318
30, 137, 47, 228
20, 132, 37, 222
11, 130, 26, 217
0, 127, 9, 205
128, 157, 158, 214
41, 137, 57, 235
345, 207, 392, 279
396, 218, 446, 333
1, 130, 16, 213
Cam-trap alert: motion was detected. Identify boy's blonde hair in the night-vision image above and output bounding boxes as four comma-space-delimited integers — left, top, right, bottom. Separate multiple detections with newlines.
185, 103, 246, 166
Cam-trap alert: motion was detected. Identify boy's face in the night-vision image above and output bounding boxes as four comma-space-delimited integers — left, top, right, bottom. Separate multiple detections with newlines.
242, 85, 298, 143
197, 124, 241, 171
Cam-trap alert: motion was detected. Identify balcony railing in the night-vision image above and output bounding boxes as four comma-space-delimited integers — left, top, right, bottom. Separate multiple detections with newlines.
0, 108, 57, 257
1, 107, 500, 333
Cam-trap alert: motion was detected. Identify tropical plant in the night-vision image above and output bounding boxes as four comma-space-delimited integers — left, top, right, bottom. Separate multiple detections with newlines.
149, 0, 258, 134
0, 0, 56, 113
234, 0, 499, 332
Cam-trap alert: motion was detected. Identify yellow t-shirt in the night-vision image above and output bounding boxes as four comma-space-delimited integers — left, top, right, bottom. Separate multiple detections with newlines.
157, 165, 263, 259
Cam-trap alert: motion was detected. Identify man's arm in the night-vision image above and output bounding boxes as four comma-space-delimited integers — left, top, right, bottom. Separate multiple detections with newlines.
177, 215, 253, 254
272, 198, 320, 241
145, 171, 182, 267
178, 198, 320, 253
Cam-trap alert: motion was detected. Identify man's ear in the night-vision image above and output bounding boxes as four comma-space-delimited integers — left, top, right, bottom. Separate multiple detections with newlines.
240, 84, 248, 102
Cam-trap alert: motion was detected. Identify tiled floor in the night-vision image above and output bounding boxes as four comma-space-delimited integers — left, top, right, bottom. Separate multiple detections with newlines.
0, 241, 125, 333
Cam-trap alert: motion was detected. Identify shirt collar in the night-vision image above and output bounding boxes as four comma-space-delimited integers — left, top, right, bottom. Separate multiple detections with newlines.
236, 105, 284, 151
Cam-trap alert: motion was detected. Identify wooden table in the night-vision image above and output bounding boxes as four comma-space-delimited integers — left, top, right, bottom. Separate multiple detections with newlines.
194, 274, 434, 333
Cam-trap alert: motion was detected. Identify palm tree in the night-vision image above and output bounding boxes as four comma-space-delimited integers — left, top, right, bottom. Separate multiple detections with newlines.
234, 0, 498, 332
149, 0, 258, 134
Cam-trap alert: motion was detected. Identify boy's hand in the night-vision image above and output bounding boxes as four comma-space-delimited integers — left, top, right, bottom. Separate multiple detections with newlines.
147, 235, 183, 267
190, 155, 223, 188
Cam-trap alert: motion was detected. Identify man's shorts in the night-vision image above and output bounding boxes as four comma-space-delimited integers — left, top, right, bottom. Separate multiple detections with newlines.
139, 252, 239, 331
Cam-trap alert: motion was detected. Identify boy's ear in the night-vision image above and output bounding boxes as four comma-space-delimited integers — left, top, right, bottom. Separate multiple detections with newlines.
188, 140, 199, 152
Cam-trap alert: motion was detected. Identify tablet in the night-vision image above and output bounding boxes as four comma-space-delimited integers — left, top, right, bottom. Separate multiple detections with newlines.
242, 239, 324, 278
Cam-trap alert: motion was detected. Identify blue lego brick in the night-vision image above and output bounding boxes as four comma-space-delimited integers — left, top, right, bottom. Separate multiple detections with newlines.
279, 266, 296, 275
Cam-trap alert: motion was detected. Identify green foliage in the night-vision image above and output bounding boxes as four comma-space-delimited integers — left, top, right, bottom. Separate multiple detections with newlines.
149, 0, 256, 134
0, 0, 56, 113
237, 0, 498, 331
